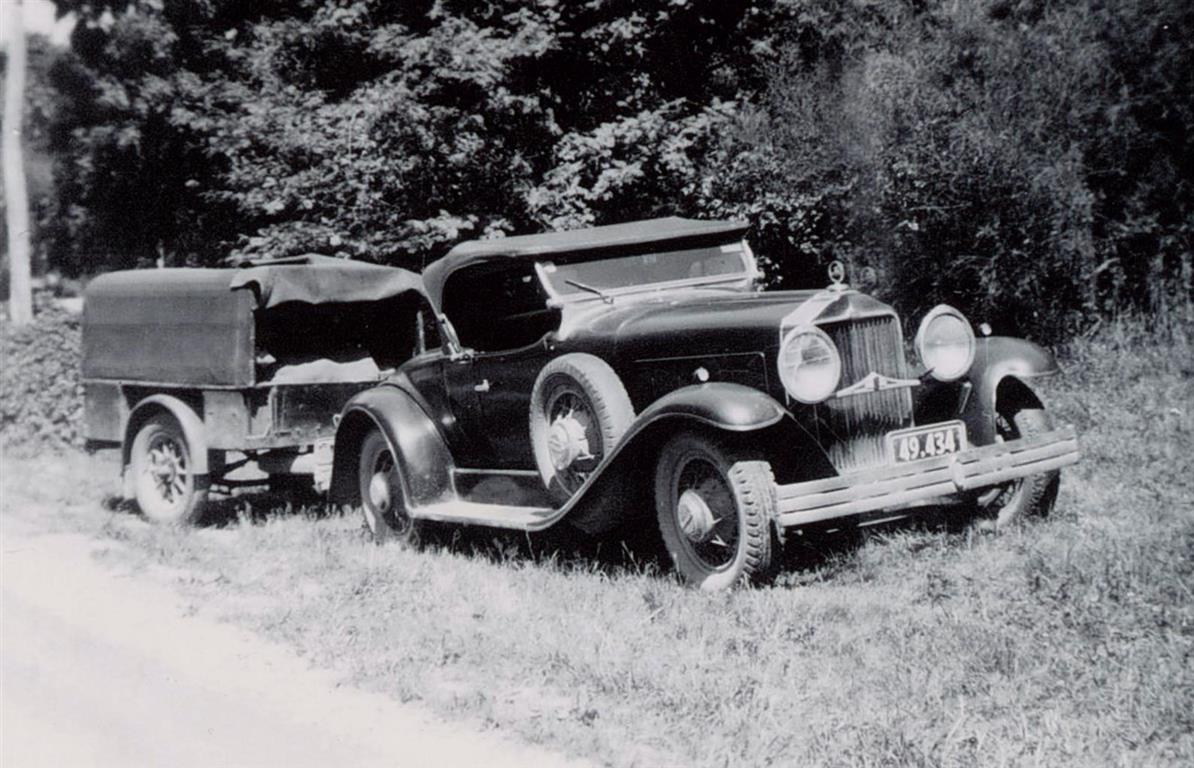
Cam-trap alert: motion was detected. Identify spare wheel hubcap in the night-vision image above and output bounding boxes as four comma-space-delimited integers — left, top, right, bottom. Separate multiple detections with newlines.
548, 413, 592, 471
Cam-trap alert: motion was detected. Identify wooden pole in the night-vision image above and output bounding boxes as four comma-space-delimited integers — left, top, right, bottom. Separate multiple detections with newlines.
3, 0, 34, 325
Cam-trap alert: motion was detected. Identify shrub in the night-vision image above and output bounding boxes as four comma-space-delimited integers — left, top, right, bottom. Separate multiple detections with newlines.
0, 304, 84, 454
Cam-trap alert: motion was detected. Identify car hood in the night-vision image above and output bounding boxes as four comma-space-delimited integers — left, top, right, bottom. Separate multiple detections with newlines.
560, 288, 874, 358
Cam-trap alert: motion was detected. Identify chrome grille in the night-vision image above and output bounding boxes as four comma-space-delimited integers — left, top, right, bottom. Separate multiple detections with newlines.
818, 316, 914, 472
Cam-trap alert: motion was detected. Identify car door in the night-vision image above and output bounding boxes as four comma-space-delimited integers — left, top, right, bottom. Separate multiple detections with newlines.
471, 341, 551, 470
439, 353, 496, 467
438, 262, 560, 470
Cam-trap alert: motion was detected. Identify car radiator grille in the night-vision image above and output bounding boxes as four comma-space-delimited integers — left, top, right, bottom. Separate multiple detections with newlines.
817, 316, 914, 473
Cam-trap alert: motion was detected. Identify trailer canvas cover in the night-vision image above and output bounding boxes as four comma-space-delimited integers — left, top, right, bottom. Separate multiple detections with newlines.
82, 256, 425, 387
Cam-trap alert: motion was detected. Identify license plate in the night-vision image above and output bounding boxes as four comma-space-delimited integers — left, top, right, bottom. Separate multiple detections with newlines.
888, 422, 967, 464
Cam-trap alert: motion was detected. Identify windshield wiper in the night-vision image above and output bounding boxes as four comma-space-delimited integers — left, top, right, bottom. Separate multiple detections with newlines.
564, 279, 614, 304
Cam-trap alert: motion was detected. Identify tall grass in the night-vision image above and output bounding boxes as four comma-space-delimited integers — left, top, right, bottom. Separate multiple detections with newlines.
3, 318, 1191, 767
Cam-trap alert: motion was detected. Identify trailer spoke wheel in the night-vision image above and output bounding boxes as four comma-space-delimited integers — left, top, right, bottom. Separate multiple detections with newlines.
131, 414, 206, 525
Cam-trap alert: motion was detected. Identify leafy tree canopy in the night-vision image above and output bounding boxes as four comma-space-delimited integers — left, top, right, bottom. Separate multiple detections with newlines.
38, 0, 1194, 340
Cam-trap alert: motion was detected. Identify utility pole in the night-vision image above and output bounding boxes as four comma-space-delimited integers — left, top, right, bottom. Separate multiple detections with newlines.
3, 0, 33, 325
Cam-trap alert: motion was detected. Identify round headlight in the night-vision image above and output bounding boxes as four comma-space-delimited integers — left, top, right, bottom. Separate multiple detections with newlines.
915, 305, 976, 381
778, 327, 841, 403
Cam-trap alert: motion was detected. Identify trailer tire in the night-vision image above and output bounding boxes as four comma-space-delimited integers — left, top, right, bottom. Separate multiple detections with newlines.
130, 414, 208, 525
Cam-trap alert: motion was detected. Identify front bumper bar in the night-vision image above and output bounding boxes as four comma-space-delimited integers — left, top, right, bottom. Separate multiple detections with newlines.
775, 426, 1080, 528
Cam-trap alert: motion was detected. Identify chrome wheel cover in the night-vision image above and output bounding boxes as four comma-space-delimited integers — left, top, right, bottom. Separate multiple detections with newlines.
671, 455, 738, 570
544, 387, 601, 492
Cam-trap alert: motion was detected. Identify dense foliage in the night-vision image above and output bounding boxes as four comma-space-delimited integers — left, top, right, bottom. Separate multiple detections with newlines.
0, 304, 84, 453
22, 0, 1194, 340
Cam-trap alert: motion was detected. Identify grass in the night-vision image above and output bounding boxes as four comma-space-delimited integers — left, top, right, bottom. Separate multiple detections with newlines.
3, 317, 1192, 767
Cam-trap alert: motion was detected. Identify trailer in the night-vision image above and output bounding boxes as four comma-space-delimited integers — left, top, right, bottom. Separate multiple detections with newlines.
82, 255, 427, 523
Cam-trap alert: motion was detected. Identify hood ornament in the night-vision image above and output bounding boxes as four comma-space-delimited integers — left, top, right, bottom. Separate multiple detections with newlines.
827, 260, 847, 291
835, 371, 921, 399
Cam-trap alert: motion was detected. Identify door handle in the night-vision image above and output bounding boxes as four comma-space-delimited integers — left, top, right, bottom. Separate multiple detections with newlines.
474, 379, 491, 393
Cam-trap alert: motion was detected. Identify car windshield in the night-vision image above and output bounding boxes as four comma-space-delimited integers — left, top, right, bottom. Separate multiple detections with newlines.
539, 243, 752, 299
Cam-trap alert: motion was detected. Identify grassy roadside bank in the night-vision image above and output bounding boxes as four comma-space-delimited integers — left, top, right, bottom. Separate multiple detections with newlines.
3, 319, 1192, 767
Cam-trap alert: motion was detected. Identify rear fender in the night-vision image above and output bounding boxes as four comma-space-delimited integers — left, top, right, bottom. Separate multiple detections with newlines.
122, 394, 208, 497
328, 385, 455, 508
961, 337, 1058, 445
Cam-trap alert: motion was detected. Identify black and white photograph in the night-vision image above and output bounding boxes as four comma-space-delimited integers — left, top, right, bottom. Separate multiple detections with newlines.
2, 0, 1191, 765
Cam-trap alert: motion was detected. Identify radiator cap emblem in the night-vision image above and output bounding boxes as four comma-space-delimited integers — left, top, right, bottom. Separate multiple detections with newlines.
827, 260, 846, 289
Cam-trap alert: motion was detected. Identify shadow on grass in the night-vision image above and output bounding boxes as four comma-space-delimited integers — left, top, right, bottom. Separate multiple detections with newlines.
101, 483, 335, 529
104, 482, 990, 588
410, 503, 989, 588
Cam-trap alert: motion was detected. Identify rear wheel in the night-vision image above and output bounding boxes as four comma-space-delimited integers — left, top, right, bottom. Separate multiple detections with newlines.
979, 407, 1060, 529
654, 432, 777, 590
358, 430, 418, 544
130, 414, 207, 525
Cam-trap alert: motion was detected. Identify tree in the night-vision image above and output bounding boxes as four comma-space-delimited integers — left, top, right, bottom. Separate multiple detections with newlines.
45, 0, 786, 273
3, 0, 33, 325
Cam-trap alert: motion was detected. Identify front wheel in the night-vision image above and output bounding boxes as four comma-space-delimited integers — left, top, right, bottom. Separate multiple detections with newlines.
654, 432, 778, 590
130, 414, 207, 525
358, 430, 418, 544
979, 407, 1061, 529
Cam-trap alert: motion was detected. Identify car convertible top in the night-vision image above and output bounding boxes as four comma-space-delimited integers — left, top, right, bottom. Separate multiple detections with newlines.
422, 216, 748, 310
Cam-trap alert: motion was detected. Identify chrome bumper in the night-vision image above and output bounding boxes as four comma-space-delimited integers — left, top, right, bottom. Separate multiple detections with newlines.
775, 426, 1080, 528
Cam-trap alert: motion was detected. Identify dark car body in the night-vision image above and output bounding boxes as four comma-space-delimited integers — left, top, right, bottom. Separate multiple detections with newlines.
328, 218, 1080, 586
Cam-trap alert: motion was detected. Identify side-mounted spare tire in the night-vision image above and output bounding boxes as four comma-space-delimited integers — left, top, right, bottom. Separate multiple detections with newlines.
529, 353, 635, 504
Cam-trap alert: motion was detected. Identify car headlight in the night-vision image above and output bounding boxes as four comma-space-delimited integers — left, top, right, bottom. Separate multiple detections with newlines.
915, 305, 976, 381
778, 326, 841, 403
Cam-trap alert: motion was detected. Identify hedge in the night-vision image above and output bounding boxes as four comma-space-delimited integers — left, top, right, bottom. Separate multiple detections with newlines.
0, 305, 84, 454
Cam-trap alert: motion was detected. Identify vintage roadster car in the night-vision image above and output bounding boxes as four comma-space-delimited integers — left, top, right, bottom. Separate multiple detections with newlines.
328, 217, 1081, 589
82, 255, 426, 523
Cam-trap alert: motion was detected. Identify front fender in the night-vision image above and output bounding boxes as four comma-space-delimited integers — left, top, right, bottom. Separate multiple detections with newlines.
559, 383, 794, 534
961, 336, 1059, 444
328, 385, 455, 508
631, 382, 787, 434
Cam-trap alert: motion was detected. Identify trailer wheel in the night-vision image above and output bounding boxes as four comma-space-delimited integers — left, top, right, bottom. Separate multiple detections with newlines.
358, 429, 418, 544
130, 413, 207, 525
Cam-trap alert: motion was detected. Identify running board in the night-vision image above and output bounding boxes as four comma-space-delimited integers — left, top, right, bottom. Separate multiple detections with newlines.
411, 500, 556, 530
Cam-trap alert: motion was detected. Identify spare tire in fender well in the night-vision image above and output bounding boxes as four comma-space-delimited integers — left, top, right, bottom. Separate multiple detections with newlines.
530, 353, 636, 504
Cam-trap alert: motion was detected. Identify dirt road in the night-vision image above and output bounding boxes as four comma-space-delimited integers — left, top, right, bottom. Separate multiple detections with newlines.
1, 522, 590, 768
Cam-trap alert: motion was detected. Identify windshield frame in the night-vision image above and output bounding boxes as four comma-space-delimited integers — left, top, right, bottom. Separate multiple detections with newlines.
533, 241, 760, 307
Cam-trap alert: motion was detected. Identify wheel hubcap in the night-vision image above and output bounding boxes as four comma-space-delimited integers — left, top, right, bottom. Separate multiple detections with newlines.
677, 489, 719, 542
547, 411, 593, 471
368, 472, 392, 511
673, 457, 737, 569
146, 437, 187, 504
